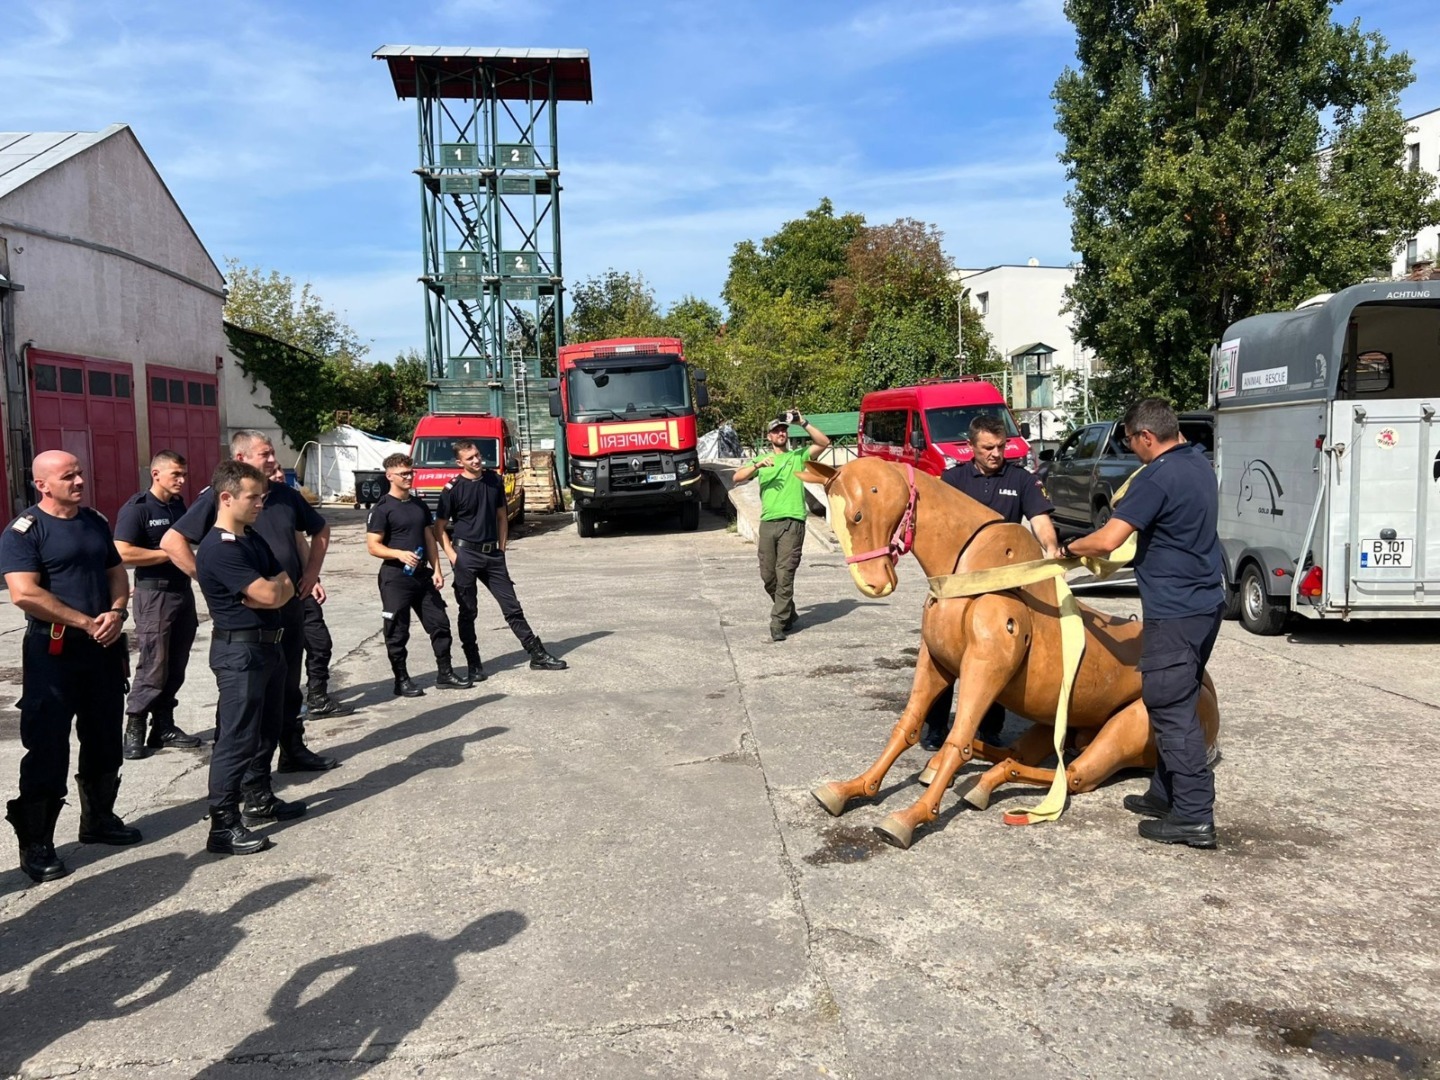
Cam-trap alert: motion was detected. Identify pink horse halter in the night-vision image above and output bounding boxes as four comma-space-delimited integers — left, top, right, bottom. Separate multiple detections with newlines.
844, 463, 919, 566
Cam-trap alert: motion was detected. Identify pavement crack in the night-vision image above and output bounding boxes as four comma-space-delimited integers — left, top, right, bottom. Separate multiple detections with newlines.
703, 549, 853, 1077
1228, 632, 1440, 711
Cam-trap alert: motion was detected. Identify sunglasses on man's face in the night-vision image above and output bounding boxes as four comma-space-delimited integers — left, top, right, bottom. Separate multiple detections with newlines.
390, 471, 414, 479
1120, 430, 1150, 451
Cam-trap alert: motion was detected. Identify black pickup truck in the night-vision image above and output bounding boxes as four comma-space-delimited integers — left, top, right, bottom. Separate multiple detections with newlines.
1038, 413, 1215, 531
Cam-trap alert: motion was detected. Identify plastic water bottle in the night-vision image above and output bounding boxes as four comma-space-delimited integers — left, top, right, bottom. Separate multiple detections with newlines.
403, 547, 426, 576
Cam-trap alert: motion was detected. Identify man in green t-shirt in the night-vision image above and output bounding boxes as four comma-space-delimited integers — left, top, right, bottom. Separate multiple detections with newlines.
733, 411, 831, 641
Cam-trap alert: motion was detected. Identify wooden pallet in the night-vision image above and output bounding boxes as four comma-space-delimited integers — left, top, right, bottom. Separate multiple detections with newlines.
519, 451, 563, 513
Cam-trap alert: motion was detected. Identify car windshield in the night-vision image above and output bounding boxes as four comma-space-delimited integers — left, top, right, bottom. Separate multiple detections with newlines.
411, 436, 499, 468
567, 359, 691, 419
924, 406, 1020, 443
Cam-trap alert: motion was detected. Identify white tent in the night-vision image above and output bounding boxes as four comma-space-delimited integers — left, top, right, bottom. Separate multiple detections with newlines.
296, 425, 410, 502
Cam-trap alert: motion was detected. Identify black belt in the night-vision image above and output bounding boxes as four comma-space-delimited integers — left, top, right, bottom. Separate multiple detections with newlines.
455, 539, 499, 553
25, 622, 87, 640
134, 578, 191, 592
214, 628, 284, 644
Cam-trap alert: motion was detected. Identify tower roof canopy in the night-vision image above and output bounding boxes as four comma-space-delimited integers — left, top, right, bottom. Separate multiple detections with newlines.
374, 46, 593, 102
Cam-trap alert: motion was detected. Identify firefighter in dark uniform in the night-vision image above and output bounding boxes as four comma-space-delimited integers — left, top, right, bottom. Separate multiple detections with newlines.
367, 452, 472, 696
113, 449, 202, 758
2, 451, 141, 883
1062, 398, 1225, 849
161, 430, 338, 773
436, 439, 567, 677
921, 413, 1064, 752
194, 459, 304, 856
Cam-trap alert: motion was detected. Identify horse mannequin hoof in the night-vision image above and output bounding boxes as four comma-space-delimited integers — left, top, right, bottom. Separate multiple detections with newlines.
958, 777, 991, 811
811, 783, 849, 817
916, 765, 959, 789
873, 814, 915, 849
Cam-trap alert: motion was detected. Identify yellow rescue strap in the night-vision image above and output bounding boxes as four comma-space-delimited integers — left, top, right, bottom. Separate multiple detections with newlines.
924, 473, 1142, 825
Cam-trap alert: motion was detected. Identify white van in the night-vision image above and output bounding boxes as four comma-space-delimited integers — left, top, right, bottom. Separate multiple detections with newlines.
1212, 281, 1440, 634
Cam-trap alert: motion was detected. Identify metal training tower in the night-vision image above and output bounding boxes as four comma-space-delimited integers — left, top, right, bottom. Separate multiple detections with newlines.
374, 46, 592, 447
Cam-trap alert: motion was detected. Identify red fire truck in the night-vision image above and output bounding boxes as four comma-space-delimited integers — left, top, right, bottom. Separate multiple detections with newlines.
549, 337, 709, 537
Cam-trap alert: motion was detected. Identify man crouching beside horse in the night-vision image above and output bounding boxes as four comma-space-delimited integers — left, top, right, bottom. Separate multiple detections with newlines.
809, 397, 1222, 851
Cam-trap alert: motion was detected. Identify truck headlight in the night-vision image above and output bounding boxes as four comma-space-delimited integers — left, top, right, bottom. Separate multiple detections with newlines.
571, 459, 597, 485
676, 456, 698, 477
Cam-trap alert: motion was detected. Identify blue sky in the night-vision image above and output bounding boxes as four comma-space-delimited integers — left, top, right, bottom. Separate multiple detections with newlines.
10, 0, 1440, 362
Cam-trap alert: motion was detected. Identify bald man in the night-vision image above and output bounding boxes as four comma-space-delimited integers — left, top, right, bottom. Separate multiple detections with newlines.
2, 452, 142, 883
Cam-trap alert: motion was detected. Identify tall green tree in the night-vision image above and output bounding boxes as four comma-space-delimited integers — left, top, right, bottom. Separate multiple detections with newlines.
723, 198, 865, 326
1056, 0, 1440, 412
565, 270, 666, 343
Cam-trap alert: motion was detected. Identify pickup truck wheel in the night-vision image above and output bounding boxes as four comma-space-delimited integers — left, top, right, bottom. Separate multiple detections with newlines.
1239, 563, 1288, 635
575, 509, 598, 538
1092, 502, 1112, 529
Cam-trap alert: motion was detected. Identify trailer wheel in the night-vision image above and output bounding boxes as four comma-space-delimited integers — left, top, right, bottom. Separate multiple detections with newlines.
576, 509, 598, 538
1239, 563, 1287, 635
678, 502, 700, 531
1221, 578, 1242, 620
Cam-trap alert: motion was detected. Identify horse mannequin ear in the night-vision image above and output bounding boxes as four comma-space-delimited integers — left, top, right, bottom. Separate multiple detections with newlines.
797, 460, 838, 488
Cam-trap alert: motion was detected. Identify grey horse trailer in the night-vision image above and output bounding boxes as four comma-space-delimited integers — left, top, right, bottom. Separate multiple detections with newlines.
1212, 280, 1440, 634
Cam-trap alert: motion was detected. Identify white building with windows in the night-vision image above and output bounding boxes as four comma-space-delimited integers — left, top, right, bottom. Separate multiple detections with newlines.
954, 261, 1096, 446
1393, 106, 1440, 278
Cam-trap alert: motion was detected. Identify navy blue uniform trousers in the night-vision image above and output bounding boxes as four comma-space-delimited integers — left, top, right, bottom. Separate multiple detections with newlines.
452, 550, 534, 658
207, 638, 284, 810
1140, 604, 1224, 823
18, 631, 126, 800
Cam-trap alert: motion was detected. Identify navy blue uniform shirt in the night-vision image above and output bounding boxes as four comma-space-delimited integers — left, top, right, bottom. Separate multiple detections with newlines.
1, 505, 121, 625
173, 481, 324, 587
1112, 443, 1224, 619
195, 526, 284, 631
436, 472, 504, 545
940, 460, 1054, 525
114, 489, 190, 588
367, 493, 435, 570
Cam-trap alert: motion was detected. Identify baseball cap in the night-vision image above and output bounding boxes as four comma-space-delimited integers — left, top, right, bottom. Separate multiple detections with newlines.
767, 416, 790, 432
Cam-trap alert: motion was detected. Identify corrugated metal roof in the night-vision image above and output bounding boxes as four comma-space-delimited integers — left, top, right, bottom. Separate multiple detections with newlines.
0, 125, 129, 202
373, 45, 593, 102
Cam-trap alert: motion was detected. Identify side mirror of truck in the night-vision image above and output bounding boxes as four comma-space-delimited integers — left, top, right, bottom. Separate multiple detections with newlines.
1020, 422, 1032, 439
505, 456, 520, 474
909, 429, 926, 451
1038, 449, 1055, 463
547, 381, 561, 418
696, 383, 710, 408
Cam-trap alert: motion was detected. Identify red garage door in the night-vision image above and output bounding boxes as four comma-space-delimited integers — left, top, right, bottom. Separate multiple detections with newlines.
28, 350, 138, 523
146, 365, 220, 491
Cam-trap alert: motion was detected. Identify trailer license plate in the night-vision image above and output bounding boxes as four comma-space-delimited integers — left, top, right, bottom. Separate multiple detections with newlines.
648, 472, 677, 483
1360, 538, 1413, 568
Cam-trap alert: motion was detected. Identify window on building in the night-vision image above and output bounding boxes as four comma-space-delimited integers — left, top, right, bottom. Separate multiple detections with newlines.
203, 383, 216, 406
33, 364, 57, 392
976, 292, 990, 316
188, 382, 203, 406
152, 377, 167, 402
88, 370, 113, 397
116, 374, 131, 398
1408, 238, 1419, 269
1407, 143, 1420, 172
169, 379, 184, 403
59, 368, 83, 395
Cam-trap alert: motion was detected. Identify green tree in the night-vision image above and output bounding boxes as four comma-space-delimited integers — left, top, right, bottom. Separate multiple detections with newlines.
223, 260, 367, 364
1056, 0, 1440, 412
565, 270, 666, 343
723, 198, 865, 326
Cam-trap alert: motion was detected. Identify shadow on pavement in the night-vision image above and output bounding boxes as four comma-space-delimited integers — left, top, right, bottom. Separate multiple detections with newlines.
796, 598, 885, 630
0, 875, 315, 1075
193, 909, 527, 1076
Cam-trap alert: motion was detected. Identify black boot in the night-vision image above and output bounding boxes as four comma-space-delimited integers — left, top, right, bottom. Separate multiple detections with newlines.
463, 649, 487, 684
6, 797, 68, 883
525, 637, 568, 671
306, 684, 354, 718
75, 774, 142, 845
207, 806, 272, 856
123, 714, 149, 760
146, 706, 201, 751
276, 723, 339, 773
240, 783, 307, 826
392, 661, 425, 698
435, 656, 472, 690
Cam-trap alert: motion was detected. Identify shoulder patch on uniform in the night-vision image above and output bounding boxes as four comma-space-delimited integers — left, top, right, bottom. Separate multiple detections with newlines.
11, 515, 34, 533
220, 531, 237, 542
83, 507, 109, 524
443, 479, 456, 490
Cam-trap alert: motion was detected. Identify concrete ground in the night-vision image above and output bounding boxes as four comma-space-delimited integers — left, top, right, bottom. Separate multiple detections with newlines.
1, 505, 1437, 1079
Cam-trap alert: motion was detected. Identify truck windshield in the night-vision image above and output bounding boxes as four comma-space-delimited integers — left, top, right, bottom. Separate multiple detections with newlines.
412, 436, 500, 468
924, 406, 1020, 443
567, 360, 691, 420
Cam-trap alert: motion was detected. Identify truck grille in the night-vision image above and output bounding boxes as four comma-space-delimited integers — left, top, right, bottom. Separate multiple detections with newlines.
609, 453, 667, 489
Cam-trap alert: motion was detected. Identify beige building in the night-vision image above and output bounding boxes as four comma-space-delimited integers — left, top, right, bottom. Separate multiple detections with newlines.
0, 125, 282, 520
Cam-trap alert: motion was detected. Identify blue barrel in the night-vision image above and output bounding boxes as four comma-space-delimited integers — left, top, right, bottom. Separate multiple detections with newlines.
283, 468, 299, 489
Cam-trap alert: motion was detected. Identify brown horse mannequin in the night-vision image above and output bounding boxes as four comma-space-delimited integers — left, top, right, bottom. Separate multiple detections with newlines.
805, 457, 1220, 849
